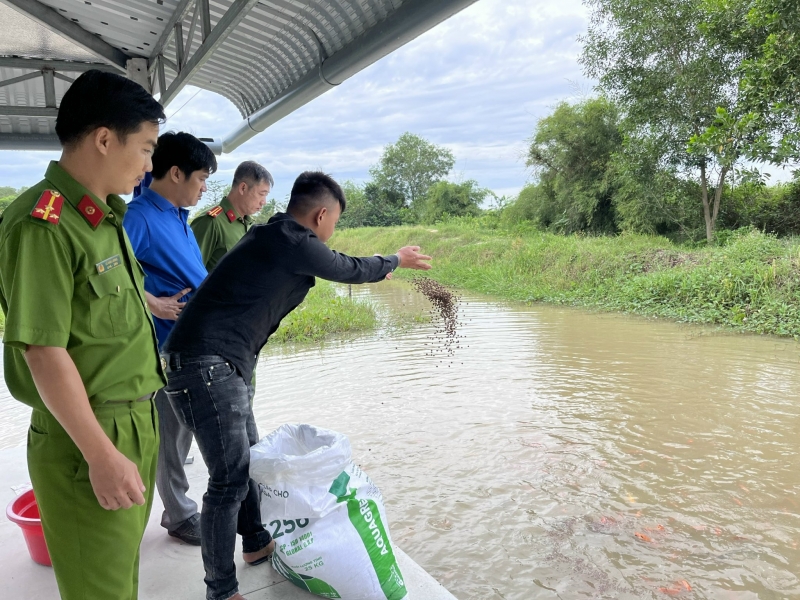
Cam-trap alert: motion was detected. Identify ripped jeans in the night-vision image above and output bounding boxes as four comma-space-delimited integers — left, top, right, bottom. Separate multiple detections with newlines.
161, 353, 271, 600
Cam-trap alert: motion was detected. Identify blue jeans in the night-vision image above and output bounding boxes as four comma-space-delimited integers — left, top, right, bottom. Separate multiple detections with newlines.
162, 353, 271, 600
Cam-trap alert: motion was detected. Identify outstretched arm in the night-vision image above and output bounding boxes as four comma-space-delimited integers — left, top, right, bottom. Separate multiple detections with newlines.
295, 234, 431, 283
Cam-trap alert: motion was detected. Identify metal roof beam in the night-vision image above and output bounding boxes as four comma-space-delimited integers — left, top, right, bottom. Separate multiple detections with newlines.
0, 71, 41, 89
0, 106, 58, 117
159, 0, 261, 107
42, 68, 56, 107
0, 0, 129, 71
0, 57, 117, 72
149, 0, 195, 70
0, 133, 60, 151
0, 133, 222, 153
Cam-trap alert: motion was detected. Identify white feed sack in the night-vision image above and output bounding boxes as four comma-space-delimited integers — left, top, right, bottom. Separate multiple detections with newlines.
250, 424, 408, 600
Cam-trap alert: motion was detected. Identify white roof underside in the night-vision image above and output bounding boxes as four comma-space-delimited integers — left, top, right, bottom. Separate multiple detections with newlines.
0, 0, 477, 151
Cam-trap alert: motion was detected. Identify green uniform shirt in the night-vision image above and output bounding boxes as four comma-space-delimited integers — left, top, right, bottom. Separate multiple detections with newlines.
190, 196, 253, 271
0, 161, 165, 411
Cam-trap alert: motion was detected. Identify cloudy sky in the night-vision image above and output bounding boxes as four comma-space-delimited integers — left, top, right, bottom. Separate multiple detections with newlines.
0, 0, 591, 200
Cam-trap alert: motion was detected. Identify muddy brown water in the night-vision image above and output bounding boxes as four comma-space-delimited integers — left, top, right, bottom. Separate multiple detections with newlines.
1, 281, 799, 599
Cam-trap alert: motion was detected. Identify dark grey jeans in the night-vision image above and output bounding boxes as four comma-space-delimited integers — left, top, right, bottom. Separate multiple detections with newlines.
162, 353, 271, 600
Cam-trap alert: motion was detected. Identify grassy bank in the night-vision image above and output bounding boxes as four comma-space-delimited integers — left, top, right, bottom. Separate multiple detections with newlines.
270, 280, 378, 344
331, 224, 800, 337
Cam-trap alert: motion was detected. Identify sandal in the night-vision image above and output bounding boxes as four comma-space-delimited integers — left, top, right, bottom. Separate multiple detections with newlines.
243, 539, 275, 566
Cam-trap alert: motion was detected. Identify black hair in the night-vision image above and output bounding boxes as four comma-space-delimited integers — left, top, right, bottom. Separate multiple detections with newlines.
151, 131, 218, 180
232, 161, 274, 188
287, 171, 346, 215
55, 70, 165, 147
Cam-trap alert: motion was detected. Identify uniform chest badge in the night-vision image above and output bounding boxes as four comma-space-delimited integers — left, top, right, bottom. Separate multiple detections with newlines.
96, 254, 122, 274
31, 190, 64, 224
207, 206, 223, 218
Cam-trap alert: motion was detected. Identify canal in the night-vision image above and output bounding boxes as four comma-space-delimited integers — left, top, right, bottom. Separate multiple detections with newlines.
1, 280, 798, 599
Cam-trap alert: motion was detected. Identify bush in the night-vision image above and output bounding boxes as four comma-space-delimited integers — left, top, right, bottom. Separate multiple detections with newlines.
719, 180, 800, 236
421, 180, 486, 224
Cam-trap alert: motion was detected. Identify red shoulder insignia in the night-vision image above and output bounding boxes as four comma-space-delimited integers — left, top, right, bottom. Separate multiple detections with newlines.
226, 209, 236, 223
207, 206, 223, 218
31, 190, 64, 225
77, 195, 104, 228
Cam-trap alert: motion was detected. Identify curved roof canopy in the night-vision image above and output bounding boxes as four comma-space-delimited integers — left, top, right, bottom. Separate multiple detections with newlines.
0, 0, 478, 153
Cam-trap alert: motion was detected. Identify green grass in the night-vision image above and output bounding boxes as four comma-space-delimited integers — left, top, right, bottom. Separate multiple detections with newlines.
330, 224, 800, 337
270, 280, 378, 344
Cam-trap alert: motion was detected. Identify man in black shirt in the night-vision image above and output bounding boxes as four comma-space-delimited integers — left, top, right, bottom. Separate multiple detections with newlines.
161, 171, 431, 600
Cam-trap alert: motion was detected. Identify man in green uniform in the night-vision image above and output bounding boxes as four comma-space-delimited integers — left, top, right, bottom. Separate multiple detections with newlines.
0, 70, 166, 600
191, 161, 273, 270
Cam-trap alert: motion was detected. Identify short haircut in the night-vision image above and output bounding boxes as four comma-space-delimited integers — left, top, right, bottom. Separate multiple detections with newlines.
151, 131, 218, 180
287, 171, 346, 215
56, 70, 165, 147
232, 161, 274, 189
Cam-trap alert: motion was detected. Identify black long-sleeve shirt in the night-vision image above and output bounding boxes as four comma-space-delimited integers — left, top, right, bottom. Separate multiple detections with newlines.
163, 212, 398, 381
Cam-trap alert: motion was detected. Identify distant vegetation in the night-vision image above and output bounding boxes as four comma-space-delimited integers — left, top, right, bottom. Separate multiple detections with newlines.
331, 225, 800, 337
0, 186, 27, 215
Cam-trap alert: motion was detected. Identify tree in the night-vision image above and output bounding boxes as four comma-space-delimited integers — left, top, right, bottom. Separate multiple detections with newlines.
421, 180, 487, 224
581, 0, 750, 242
337, 181, 404, 228
369, 132, 455, 218
704, 0, 800, 163
524, 97, 623, 234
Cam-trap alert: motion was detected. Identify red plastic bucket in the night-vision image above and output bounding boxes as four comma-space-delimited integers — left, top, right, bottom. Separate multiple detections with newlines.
6, 489, 51, 566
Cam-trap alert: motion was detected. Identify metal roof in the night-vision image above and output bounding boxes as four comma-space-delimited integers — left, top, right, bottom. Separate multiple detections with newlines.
0, 0, 479, 153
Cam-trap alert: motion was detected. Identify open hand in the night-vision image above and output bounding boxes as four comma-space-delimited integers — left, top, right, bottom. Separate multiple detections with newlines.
148, 288, 191, 320
396, 246, 432, 271
88, 448, 147, 510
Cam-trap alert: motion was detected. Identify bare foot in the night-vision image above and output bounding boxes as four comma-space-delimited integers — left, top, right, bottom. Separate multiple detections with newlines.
228, 594, 247, 600
243, 539, 275, 565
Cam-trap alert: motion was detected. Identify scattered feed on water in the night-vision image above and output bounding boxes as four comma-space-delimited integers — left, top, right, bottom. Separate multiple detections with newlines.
411, 277, 463, 357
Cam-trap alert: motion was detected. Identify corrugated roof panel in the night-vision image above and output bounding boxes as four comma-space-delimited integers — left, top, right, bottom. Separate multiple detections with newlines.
0, 0, 473, 150
0, 4, 96, 61
39, 0, 176, 57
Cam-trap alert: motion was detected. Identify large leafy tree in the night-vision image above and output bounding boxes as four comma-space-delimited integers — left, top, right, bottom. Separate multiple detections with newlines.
369, 132, 455, 217
581, 0, 751, 242
704, 0, 800, 162
524, 97, 622, 234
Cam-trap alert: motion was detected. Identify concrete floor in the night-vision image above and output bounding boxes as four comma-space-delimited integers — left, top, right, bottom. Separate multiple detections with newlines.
1, 445, 456, 599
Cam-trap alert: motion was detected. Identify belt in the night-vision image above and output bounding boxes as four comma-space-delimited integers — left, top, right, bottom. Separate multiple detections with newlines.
103, 391, 156, 405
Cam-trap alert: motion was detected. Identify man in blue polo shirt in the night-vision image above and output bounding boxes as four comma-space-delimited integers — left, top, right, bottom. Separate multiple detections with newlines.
123, 131, 216, 545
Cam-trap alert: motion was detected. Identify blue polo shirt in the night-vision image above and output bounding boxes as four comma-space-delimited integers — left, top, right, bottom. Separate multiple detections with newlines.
123, 187, 208, 348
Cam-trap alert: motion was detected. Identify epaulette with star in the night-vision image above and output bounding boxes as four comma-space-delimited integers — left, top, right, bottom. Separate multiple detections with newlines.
207, 206, 223, 218
31, 190, 64, 225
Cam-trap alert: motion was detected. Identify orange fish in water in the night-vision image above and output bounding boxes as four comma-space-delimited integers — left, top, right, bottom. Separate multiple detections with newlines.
635, 532, 653, 542
732, 496, 743, 506
658, 580, 692, 595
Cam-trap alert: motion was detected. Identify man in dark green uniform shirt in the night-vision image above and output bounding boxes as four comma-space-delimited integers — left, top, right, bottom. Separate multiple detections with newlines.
191, 161, 273, 270
0, 71, 166, 600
